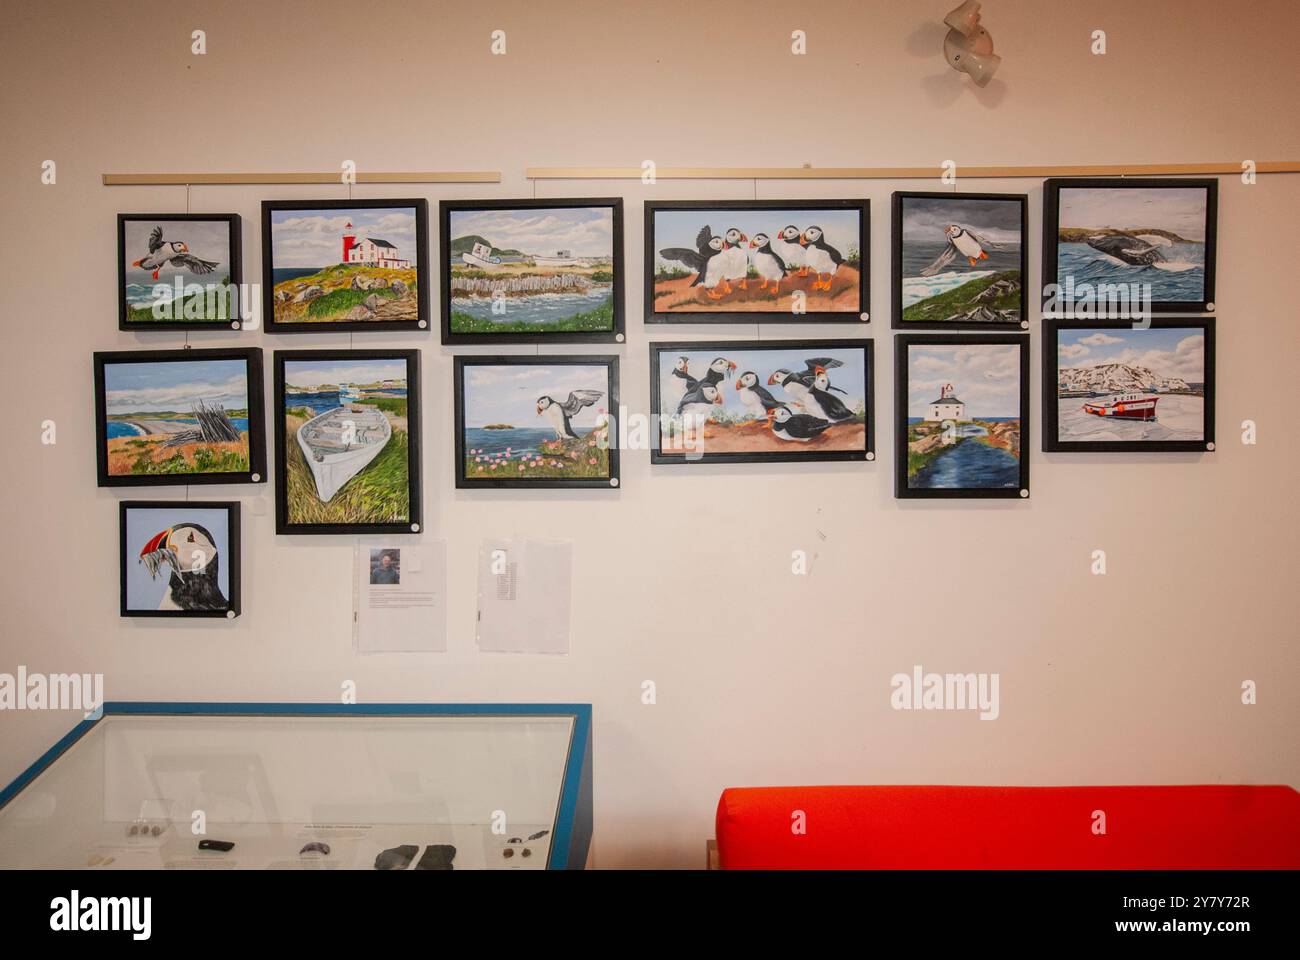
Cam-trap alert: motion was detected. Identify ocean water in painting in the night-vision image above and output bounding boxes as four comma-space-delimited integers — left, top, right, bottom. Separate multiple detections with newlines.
1056, 242, 1205, 302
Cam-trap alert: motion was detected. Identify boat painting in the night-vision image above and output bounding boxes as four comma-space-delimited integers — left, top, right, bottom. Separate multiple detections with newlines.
1082, 393, 1159, 421
278, 353, 420, 531
295, 396, 392, 502
1048, 323, 1211, 447
442, 200, 621, 340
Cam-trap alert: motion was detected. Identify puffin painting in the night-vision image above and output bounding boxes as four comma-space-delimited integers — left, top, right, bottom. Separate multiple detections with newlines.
537, 390, 605, 439
139, 523, 227, 612
747, 233, 788, 294
807, 369, 855, 421
734, 371, 780, 418
659, 226, 730, 299
665, 356, 698, 409
769, 404, 831, 442
721, 227, 750, 290
131, 226, 219, 281
770, 225, 808, 277
676, 382, 723, 420
799, 225, 844, 291
699, 356, 737, 388
919, 224, 997, 276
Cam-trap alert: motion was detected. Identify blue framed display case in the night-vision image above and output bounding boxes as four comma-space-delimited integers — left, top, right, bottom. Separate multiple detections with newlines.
0, 702, 592, 871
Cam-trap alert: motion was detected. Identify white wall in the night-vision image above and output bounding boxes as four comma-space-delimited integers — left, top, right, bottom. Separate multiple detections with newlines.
1, 0, 1297, 868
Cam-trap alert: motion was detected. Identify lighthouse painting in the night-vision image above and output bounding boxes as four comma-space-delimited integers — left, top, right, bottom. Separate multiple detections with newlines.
262, 199, 429, 331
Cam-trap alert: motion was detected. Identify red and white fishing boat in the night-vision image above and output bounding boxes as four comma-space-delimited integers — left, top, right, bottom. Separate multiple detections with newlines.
1082, 392, 1159, 421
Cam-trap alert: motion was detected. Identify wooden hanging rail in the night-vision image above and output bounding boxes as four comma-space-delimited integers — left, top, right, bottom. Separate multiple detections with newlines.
526, 162, 1300, 180
102, 171, 502, 186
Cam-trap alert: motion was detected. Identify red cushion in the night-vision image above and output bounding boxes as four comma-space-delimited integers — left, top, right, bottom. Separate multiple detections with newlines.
715, 785, 1300, 869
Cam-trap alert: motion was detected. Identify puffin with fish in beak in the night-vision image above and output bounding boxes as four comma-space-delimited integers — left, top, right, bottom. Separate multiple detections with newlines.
138, 522, 228, 611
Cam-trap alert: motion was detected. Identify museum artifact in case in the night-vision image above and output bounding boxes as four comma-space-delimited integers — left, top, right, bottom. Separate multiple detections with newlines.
0, 703, 593, 870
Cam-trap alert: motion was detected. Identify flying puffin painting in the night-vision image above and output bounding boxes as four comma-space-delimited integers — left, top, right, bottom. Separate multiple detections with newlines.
918, 223, 999, 276
138, 523, 228, 612
537, 390, 605, 439
131, 226, 219, 281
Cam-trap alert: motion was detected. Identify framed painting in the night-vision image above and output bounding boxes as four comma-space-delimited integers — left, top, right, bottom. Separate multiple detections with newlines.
118, 214, 243, 330
649, 340, 874, 464
440, 198, 624, 344
274, 350, 422, 534
94, 348, 266, 488
120, 500, 241, 618
262, 199, 429, 332
1042, 178, 1218, 316
895, 334, 1030, 499
644, 200, 869, 324
454, 356, 619, 489
891, 192, 1028, 330
1043, 318, 1215, 453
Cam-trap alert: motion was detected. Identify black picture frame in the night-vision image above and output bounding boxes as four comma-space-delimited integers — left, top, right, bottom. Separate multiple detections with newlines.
118, 213, 243, 331
93, 347, 267, 488
440, 198, 625, 345
891, 191, 1029, 330
454, 355, 621, 489
274, 349, 422, 535
894, 334, 1031, 500
1042, 317, 1216, 453
644, 199, 870, 325
1041, 177, 1218, 316
261, 199, 430, 333
648, 339, 875, 465
119, 500, 241, 618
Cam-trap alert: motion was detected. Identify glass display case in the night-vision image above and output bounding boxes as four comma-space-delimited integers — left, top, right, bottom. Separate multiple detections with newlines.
0, 703, 592, 870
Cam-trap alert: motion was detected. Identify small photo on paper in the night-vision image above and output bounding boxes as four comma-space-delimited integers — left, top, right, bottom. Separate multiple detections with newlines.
370, 548, 401, 585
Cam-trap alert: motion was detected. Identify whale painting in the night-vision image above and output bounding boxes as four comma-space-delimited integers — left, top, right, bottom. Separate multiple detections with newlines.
1043, 178, 1217, 314
892, 192, 1027, 329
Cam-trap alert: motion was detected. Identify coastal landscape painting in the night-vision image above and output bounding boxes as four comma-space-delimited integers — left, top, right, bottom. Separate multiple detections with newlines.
118, 214, 241, 329
645, 200, 869, 323
1043, 178, 1217, 314
441, 199, 622, 343
1044, 319, 1214, 452
454, 356, 619, 488
895, 335, 1029, 499
650, 341, 873, 464
892, 192, 1026, 328
262, 199, 429, 331
119, 501, 240, 618
275, 350, 421, 534
94, 348, 266, 487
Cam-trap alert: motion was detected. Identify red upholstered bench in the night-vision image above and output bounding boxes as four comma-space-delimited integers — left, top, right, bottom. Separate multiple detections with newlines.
714, 785, 1300, 869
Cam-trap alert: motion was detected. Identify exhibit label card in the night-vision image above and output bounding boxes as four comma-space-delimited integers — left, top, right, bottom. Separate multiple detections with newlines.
354, 541, 447, 653
476, 538, 572, 655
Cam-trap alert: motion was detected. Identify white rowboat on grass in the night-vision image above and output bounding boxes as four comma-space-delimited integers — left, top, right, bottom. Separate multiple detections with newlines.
296, 399, 391, 502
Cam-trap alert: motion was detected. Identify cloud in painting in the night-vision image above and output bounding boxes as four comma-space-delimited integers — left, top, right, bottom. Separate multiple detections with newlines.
449, 208, 613, 257
271, 208, 418, 267
908, 343, 1021, 418
465, 364, 609, 427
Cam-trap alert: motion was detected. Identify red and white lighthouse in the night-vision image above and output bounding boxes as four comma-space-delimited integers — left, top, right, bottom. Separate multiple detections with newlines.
341, 221, 356, 263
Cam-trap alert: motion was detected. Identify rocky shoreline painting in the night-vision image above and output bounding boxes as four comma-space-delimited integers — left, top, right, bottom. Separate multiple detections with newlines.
441, 199, 623, 344
262, 199, 429, 332
895, 335, 1029, 499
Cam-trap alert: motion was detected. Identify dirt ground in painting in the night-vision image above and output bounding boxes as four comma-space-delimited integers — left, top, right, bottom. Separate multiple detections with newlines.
659, 417, 866, 455
106, 433, 249, 475
653, 265, 861, 313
